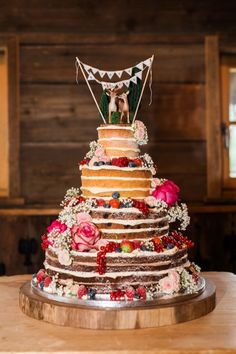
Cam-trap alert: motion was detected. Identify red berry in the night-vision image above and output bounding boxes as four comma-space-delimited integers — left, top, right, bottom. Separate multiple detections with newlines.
36, 269, 46, 283
136, 286, 146, 300
77, 285, 88, 299
120, 240, 134, 253
133, 240, 141, 249
44, 276, 52, 287
97, 199, 106, 207
109, 199, 120, 208
126, 286, 135, 300
132, 158, 142, 166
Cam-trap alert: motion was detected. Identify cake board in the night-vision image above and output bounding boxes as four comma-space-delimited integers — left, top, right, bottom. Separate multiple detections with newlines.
19, 278, 216, 330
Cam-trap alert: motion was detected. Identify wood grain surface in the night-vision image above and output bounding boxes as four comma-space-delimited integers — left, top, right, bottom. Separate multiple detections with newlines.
0, 272, 235, 353
19, 279, 215, 330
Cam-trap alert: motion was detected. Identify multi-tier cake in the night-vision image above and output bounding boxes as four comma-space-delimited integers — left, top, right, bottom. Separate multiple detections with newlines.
32, 56, 201, 303
33, 120, 200, 302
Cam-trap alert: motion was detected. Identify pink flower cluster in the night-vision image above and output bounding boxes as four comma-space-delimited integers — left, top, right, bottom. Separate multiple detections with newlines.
132, 120, 148, 145
152, 180, 180, 206
71, 212, 101, 251
89, 146, 110, 166
47, 220, 67, 234
159, 270, 180, 294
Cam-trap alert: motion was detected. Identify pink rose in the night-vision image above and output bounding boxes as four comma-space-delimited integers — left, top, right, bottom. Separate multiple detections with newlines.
94, 238, 109, 250
58, 249, 72, 266
152, 180, 180, 206
135, 126, 145, 140
159, 271, 180, 294
76, 212, 92, 224
94, 147, 105, 157
47, 220, 67, 234
71, 222, 100, 251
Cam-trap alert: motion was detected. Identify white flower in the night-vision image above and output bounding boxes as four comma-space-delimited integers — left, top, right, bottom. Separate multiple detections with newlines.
167, 203, 190, 230
57, 249, 72, 266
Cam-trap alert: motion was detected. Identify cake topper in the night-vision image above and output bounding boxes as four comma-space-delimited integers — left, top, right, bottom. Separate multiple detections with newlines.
75, 55, 154, 124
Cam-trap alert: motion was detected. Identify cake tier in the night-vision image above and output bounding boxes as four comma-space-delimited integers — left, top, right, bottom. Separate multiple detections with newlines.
45, 247, 189, 293
90, 208, 169, 240
97, 124, 140, 158
80, 165, 152, 199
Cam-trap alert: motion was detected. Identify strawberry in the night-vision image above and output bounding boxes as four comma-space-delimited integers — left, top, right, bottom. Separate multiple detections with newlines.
120, 240, 134, 253
136, 286, 147, 300
125, 286, 135, 300
36, 269, 46, 283
76, 196, 86, 203
109, 199, 120, 208
111, 157, 130, 167
132, 158, 142, 166
77, 285, 88, 299
44, 276, 52, 287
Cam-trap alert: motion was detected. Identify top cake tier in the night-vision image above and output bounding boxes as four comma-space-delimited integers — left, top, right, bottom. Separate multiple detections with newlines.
97, 124, 140, 158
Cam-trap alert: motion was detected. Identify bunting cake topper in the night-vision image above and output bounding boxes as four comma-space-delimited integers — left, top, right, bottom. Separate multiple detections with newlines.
75, 55, 154, 124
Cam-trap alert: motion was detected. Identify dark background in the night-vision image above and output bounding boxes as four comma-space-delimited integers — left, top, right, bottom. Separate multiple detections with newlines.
1, 0, 236, 275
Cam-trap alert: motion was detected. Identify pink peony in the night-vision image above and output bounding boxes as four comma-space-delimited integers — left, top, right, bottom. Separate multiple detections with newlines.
151, 178, 161, 188
152, 180, 180, 206
58, 249, 72, 266
71, 222, 100, 251
47, 220, 67, 234
76, 212, 92, 224
159, 271, 180, 294
135, 126, 145, 140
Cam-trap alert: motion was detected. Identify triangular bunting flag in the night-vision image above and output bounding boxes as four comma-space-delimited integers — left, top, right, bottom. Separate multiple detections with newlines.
125, 67, 132, 76
99, 70, 106, 78
87, 72, 95, 81
143, 58, 152, 67
107, 71, 115, 79
135, 71, 142, 80
130, 76, 137, 84
101, 82, 107, 90
91, 67, 98, 74
123, 79, 130, 87
136, 62, 144, 71
116, 71, 123, 78
83, 63, 91, 73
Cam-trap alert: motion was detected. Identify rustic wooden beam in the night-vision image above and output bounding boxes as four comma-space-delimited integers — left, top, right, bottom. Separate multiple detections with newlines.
205, 36, 222, 200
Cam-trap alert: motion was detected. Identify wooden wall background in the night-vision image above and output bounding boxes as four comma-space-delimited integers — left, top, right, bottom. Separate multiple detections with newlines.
1, 0, 236, 274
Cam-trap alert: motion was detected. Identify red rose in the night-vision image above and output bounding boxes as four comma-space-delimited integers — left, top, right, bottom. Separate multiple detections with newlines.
152, 180, 180, 206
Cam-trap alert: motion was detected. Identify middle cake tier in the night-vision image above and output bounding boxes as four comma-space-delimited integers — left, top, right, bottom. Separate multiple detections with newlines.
80, 165, 152, 199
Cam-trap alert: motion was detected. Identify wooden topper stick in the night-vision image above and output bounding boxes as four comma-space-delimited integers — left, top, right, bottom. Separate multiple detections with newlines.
76, 58, 106, 124
132, 55, 154, 123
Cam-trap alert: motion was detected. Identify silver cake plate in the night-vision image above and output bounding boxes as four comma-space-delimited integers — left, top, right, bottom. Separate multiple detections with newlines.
31, 276, 205, 309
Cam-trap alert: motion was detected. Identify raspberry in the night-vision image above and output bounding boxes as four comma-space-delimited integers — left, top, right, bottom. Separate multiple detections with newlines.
79, 159, 89, 166
36, 269, 46, 283
77, 285, 88, 299
133, 240, 141, 249
97, 199, 106, 207
132, 199, 149, 215
126, 286, 135, 300
136, 286, 146, 300
111, 157, 130, 167
44, 276, 52, 287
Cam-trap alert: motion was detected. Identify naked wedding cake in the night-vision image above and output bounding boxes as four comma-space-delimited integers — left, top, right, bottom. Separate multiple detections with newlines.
32, 57, 200, 302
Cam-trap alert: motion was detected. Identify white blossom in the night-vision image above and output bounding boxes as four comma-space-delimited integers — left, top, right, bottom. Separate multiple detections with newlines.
167, 203, 190, 230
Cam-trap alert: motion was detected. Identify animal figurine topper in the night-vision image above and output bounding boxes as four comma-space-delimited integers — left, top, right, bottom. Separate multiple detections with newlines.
106, 88, 120, 123
117, 91, 130, 123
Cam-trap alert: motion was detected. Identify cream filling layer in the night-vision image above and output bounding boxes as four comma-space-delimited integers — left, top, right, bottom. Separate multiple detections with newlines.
100, 225, 169, 234
44, 260, 190, 279
92, 217, 167, 225
97, 126, 133, 131
82, 176, 152, 181
80, 165, 150, 172
105, 147, 140, 152
81, 187, 150, 193
98, 137, 136, 142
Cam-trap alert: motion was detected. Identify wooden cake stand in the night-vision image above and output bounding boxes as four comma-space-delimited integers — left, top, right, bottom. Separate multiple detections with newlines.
19, 278, 216, 330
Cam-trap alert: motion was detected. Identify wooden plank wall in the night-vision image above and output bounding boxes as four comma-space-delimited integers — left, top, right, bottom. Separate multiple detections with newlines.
19, 40, 206, 204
